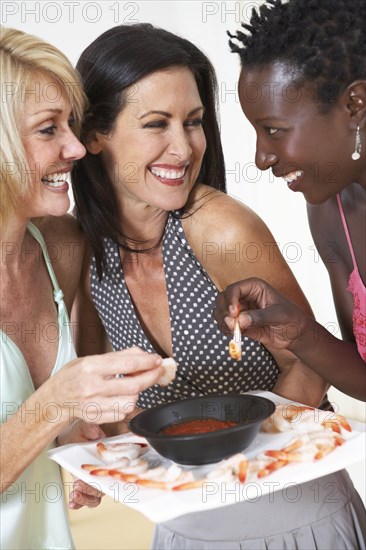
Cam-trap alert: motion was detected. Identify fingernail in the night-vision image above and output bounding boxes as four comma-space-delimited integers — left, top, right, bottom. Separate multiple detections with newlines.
224, 316, 234, 330
240, 313, 252, 328
88, 427, 100, 439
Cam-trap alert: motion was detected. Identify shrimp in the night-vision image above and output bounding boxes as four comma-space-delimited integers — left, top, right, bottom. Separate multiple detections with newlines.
96, 442, 147, 462
229, 318, 242, 360
157, 358, 178, 386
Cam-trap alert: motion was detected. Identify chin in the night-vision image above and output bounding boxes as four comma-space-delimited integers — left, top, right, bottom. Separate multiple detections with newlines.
46, 202, 71, 218
304, 192, 333, 205
157, 192, 191, 212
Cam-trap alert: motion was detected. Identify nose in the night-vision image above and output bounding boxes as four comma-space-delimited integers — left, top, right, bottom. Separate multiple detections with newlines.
60, 129, 86, 161
167, 127, 192, 161
255, 141, 278, 171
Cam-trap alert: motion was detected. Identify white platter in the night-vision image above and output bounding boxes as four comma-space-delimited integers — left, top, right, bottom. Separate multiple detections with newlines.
48, 391, 366, 523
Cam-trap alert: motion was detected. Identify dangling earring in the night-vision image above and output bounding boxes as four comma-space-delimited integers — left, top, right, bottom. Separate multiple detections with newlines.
352, 125, 361, 160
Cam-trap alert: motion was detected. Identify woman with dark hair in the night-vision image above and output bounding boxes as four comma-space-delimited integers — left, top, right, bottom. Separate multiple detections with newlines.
215, 0, 366, 401
73, 22, 320, 404
72, 23, 365, 549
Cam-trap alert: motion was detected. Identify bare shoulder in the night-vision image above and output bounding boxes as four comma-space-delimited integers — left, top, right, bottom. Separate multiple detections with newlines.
35, 215, 85, 308
182, 184, 304, 299
185, 184, 273, 244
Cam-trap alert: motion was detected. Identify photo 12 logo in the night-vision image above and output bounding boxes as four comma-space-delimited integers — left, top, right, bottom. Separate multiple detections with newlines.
1, 1, 140, 25
201, 1, 262, 24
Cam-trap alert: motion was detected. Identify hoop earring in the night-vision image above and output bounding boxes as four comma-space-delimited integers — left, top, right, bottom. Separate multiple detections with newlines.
352, 125, 361, 160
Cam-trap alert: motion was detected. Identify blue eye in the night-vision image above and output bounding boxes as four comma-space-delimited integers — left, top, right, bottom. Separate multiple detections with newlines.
39, 125, 57, 135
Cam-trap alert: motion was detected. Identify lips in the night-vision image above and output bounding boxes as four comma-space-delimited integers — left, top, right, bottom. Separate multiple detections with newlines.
149, 164, 189, 186
282, 170, 304, 185
41, 171, 70, 189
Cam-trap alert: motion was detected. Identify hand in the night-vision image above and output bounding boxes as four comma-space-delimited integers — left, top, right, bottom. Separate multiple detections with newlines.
214, 277, 311, 351
68, 478, 104, 510
57, 420, 106, 510
51, 347, 164, 425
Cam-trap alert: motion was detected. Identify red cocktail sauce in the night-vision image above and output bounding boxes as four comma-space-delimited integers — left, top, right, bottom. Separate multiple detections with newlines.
160, 418, 238, 435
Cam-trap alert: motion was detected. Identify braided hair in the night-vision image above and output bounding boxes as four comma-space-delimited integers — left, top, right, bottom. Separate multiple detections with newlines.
229, 0, 366, 110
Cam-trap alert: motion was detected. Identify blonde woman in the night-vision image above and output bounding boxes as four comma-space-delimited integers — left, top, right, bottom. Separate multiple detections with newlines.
0, 27, 164, 550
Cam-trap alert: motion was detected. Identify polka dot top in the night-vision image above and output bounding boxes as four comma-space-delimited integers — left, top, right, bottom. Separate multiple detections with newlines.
90, 213, 280, 408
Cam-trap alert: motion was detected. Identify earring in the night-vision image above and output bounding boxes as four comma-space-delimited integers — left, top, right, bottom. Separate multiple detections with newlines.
352, 125, 361, 160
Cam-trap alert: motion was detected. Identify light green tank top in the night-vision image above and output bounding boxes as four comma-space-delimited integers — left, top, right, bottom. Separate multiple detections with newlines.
1, 222, 76, 549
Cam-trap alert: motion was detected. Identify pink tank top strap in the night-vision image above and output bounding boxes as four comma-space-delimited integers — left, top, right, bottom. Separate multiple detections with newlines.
337, 194, 366, 362
336, 193, 358, 269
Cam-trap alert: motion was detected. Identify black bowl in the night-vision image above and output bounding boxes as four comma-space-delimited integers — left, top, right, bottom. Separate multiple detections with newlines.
129, 394, 275, 465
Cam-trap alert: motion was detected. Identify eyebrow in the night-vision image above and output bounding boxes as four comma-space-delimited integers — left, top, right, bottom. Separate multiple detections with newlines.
138, 106, 204, 120
29, 108, 64, 117
255, 116, 286, 123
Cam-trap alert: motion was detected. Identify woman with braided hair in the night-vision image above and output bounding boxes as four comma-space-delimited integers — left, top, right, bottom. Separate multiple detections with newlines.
216, 0, 366, 401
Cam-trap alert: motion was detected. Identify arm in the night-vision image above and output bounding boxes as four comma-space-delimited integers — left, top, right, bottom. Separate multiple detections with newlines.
70, 250, 132, 437
186, 186, 328, 406
1, 349, 164, 491
214, 278, 366, 401
71, 248, 110, 357
57, 420, 106, 509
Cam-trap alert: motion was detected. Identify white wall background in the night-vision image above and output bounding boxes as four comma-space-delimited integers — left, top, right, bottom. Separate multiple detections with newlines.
3, 0, 364, 456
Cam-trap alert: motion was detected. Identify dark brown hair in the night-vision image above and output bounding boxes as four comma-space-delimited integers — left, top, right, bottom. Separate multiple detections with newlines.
72, 23, 226, 277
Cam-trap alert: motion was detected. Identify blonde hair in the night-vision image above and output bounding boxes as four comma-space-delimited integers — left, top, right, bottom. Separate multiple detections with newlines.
0, 27, 86, 225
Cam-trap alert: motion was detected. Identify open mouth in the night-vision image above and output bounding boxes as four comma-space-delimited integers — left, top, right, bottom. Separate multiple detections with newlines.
41, 172, 69, 188
149, 164, 189, 185
150, 167, 186, 180
282, 170, 303, 185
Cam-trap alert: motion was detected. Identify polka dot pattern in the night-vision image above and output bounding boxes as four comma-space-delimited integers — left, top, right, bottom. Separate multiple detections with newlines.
90, 214, 279, 408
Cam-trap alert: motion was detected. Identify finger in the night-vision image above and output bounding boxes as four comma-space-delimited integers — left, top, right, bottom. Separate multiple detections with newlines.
226, 278, 272, 315
101, 351, 163, 377
101, 365, 164, 396
73, 479, 104, 499
225, 312, 252, 333
224, 315, 235, 332
125, 346, 150, 355
78, 422, 105, 441
224, 285, 244, 318
68, 490, 102, 509
82, 395, 148, 423
237, 312, 254, 330
80, 395, 139, 423
239, 307, 267, 328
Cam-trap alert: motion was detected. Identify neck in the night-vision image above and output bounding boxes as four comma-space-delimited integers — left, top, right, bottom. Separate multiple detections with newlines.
118, 202, 169, 249
1, 214, 33, 270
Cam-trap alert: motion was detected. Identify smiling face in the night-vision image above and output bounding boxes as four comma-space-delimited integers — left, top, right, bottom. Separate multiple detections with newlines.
20, 73, 86, 219
238, 63, 363, 204
88, 66, 207, 213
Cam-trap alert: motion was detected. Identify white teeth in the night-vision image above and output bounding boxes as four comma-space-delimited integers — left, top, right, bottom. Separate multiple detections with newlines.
41, 172, 69, 187
283, 170, 303, 183
150, 167, 186, 180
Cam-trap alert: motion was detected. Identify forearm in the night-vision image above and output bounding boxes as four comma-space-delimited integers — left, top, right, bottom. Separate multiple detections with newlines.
272, 368, 328, 408
0, 385, 70, 490
271, 349, 328, 408
290, 318, 366, 401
